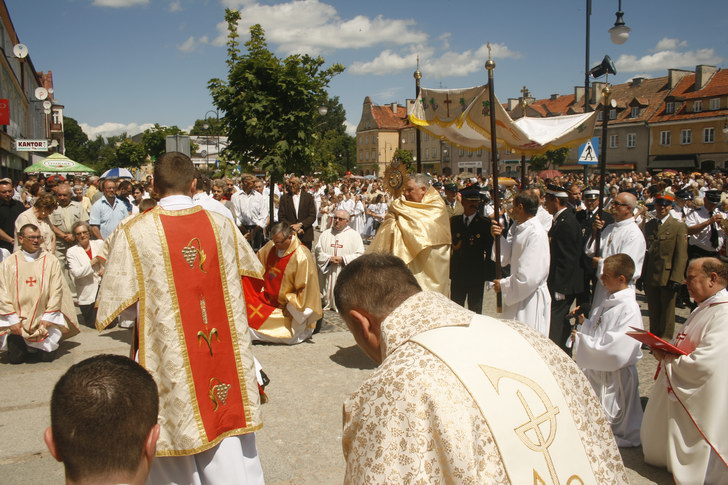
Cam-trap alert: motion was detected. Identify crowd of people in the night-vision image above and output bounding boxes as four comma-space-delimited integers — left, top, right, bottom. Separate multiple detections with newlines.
1, 159, 726, 484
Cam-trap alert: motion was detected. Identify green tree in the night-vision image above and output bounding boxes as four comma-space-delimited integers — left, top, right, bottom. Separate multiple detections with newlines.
311, 96, 357, 178
141, 124, 186, 161
528, 147, 569, 171
114, 138, 148, 168
63, 116, 91, 164
392, 148, 415, 172
189, 117, 225, 136
208, 9, 344, 179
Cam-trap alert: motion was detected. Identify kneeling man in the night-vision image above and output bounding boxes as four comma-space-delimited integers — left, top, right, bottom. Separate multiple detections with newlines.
0, 224, 78, 364
334, 253, 628, 484
244, 222, 323, 344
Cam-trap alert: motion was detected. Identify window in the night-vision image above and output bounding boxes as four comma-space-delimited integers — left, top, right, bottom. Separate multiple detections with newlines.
609, 134, 618, 148
609, 109, 616, 120
52, 111, 61, 124
704, 127, 715, 143
627, 133, 636, 148
476, 149, 483, 156
597, 111, 604, 121
365, 151, 369, 160
694, 100, 702, 112
660, 131, 671, 146
665, 102, 674, 114
710, 98, 720, 110
681, 129, 692, 144
631, 106, 640, 118
424, 148, 429, 159
359, 151, 363, 161
459, 148, 465, 156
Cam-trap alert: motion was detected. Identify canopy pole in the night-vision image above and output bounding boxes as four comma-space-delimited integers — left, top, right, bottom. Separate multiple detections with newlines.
414, 59, 423, 174
595, 85, 611, 257
520, 154, 527, 190
486, 54, 502, 313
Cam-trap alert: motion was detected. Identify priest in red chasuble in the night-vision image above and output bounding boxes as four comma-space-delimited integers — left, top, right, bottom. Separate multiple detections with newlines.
244, 222, 323, 344
96, 152, 266, 484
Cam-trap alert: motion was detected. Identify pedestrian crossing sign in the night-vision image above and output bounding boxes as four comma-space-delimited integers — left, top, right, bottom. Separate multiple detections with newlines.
578, 138, 599, 165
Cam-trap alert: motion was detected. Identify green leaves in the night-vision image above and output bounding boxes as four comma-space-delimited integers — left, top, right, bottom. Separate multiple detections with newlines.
209, 8, 344, 180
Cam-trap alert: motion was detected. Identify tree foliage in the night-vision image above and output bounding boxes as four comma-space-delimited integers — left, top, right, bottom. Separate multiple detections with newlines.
141, 123, 185, 161
310, 96, 356, 180
189, 116, 225, 136
63, 117, 91, 164
208, 9, 344, 179
528, 147, 569, 171
392, 148, 415, 172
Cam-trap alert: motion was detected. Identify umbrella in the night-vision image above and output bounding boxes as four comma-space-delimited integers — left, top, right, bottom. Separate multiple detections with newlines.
498, 177, 517, 187
455, 171, 476, 180
101, 167, 133, 179
538, 169, 563, 179
24, 153, 95, 174
661, 169, 678, 175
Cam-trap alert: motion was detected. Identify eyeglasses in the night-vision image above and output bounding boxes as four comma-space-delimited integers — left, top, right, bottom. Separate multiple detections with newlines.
74, 231, 89, 236
332, 217, 348, 221
611, 201, 630, 207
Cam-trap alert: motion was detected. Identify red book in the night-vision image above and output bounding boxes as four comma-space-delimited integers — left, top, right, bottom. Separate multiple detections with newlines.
626, 327, 688, 356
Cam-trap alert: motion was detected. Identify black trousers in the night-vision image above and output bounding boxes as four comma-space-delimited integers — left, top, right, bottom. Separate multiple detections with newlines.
548, 293, 576, 353
241, 225, 264, 252
80, 304, 97, 329
450, 278, 485, 314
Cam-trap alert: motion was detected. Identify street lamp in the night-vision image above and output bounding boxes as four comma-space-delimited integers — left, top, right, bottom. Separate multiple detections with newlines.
583, 0, 630, 183
203, 109, 219, 169
608, 0, 631, 45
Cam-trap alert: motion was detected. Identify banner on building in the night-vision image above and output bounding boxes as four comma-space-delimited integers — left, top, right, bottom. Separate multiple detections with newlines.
16, 139, 48, 151
0, 99, 9, 125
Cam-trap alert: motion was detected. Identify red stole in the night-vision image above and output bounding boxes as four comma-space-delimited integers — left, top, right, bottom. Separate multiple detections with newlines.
243, 248, 294, 329
158, 210, 247, 442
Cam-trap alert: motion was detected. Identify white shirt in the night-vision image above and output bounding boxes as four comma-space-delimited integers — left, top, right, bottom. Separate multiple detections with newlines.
233, 190, 267, 228
193, 192, 234, 222
685, 206, 726, 252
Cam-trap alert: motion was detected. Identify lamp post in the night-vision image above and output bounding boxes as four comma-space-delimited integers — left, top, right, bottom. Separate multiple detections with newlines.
583, 0, 630, 184
203, 109, 220, 170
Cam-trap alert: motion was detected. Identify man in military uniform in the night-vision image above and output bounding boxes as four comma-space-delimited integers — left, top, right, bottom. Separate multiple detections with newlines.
449, 187, 495, 313
544, 185, 584, 352
643, 192, 688, 339
443, 183, 464, 217
575, 188, 613, 310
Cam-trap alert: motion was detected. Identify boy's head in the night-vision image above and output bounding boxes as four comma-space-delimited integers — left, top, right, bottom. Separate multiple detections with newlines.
45, 355, 160, 485
601, 253, 635, 293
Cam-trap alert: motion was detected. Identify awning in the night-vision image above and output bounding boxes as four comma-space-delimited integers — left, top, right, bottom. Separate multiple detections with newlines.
560, 163, 635, 171
648, 157, 697, 169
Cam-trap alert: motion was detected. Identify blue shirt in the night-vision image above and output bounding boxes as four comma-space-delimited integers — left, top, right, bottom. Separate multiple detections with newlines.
89, 196, 129, 239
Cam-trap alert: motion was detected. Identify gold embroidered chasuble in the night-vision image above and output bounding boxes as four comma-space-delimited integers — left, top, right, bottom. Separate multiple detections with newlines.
342, 292, 628, 484
95, 206, 264, 456
0, 250, 78, 340
245, 234, 322, 344
367, 187, 451, 295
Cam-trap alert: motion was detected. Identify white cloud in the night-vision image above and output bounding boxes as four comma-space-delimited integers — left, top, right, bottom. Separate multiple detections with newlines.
80, 122, 155, 140
350, 42, 520, 78
654, 38, 688, 51
343, 120, 357, 136
616, 48, 723, 73
168, 0, 182, 12
92, 0, 148, 7
178, 35, 209, 52
212, 0, 427, 55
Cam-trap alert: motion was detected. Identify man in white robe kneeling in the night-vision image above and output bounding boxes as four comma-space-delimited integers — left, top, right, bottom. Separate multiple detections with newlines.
572, 253, 643, 447
334, 253, 628, 484
314, 209, 364, 311
491, 189, 551, 336
0, 223, 78, 364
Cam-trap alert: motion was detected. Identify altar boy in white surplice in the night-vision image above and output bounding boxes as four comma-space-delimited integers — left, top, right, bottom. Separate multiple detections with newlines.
572, 253, 643, 447
314, 209, 364, 311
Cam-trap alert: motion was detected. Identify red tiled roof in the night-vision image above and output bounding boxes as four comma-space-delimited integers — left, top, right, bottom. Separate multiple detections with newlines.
370, 104, 412, 130
651, 70, 728, 123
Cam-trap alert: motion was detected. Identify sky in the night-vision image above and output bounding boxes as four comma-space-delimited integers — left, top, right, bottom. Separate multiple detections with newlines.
5, 0, 728, 141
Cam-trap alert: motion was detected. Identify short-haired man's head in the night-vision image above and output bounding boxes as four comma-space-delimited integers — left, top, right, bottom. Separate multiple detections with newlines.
49, 354, 159, 483
603, 253, 635, 282
270, 222, 293, 239
407, 173, 432, 189
194, 170, 211, 193
154, 152, 196, 196
334, 253, 421, 321
18, 223, 40, 238
514, 190, 539, 216
696, 257, 728, 285
139, 198, 157, 212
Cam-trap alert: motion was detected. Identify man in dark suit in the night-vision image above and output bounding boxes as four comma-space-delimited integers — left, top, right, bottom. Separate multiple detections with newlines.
544, 185, 584, 352
278, 176, 317, 250
449, 188, 495, 314
643, 192, 688, 339
575, 188, 614, 310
